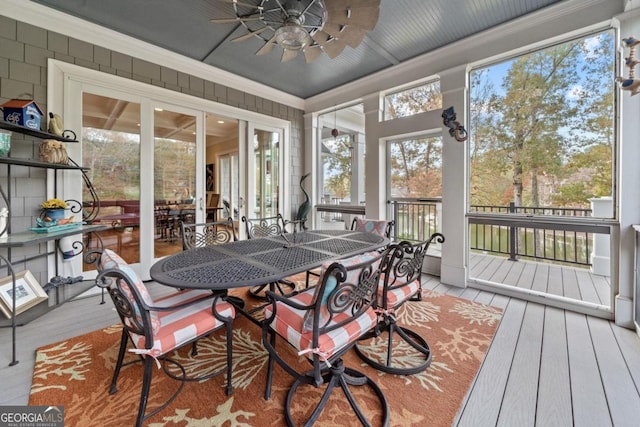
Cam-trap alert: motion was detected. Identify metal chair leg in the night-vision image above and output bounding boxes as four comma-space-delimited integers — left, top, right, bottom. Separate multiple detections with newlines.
355, 316, 432, 375
109, 329, 129, 395
284, 360, 389, 426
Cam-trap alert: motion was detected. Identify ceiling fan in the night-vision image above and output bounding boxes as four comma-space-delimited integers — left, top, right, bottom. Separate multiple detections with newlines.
211, 0, 380, 63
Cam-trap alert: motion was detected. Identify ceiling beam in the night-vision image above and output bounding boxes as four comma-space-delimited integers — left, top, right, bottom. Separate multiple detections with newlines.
103, 100, 129, 130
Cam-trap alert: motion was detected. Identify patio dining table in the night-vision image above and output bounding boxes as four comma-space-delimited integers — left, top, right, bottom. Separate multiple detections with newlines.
149, 229, 388, 294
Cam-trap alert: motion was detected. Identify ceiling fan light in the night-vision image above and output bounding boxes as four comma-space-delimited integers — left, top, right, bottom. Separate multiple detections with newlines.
275, 24, 310, 51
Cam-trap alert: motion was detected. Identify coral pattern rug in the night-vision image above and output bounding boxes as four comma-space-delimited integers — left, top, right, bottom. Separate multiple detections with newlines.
30, 275, 502, 426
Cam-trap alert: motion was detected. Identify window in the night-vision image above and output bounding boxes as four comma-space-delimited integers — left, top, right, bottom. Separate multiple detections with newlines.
318, 104, 365, 205
388, 135, 443, 241
383, 80, 442, 120
389, 135, 442, 198
469, 30, 615, 218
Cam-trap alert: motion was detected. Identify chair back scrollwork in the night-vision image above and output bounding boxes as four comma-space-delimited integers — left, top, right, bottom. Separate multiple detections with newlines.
180, 218, 237, 250
242, 214, 286, 239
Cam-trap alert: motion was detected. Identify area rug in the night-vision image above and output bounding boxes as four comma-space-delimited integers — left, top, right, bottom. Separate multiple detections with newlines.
30, 274, 502, 426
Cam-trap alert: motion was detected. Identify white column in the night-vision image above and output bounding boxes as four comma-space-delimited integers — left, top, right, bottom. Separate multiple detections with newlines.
439, 66, 468, 287
352, 132, 365, 205
615, 6, 640, 328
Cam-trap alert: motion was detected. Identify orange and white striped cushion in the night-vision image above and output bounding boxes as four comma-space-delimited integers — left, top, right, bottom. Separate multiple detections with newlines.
265, 289, 377, 362
379, 278, 420, 308
128, 289, 235, 357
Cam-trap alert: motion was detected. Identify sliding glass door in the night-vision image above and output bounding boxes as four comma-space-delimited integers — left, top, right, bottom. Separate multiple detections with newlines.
152, 106, 199, 259
246, 123, 284, 221
77, 88, 207, 277
51, 60, 289, 279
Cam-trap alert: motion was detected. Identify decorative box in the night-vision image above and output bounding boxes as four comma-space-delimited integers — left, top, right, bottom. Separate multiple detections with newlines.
1, 99, 44, 130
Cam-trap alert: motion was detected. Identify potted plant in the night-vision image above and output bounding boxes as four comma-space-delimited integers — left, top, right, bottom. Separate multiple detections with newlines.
41, 198, 68, 221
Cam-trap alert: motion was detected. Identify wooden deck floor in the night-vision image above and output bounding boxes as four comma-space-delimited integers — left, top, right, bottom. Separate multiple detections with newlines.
469, 252, 611, 312
1, 274, 639, 426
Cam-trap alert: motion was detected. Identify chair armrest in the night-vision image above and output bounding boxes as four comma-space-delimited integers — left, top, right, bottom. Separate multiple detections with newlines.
262, 289, 314, 325
148, 291, 216, 312
264, 289, 312, 309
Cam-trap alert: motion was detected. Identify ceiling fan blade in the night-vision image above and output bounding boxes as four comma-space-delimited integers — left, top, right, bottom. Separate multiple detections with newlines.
326, 7, 380, 30
321, 40, 347, 59
322, 23, 367, 48
232, 27, 268, 42
303, 45, 323, 63
256, 36, 277, 55
311, 30, 332, 45
281, 49, 299, 63
210, 16, 262, 23
219, 0, 262, 9
324, 0, 373, 9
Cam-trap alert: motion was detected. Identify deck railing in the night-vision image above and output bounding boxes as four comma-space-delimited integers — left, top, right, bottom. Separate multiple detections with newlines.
389, 198, 442, 243
317, 197, 598, 267
468, 202, 594, 265
388, 198, 596, 267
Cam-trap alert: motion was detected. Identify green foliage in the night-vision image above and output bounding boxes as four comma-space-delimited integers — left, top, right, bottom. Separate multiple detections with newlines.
469, 31, 614, 212
82, 128, 196, 203
323, 133, 353, 199
389, 136, 442, 198
384, 81, 442, 120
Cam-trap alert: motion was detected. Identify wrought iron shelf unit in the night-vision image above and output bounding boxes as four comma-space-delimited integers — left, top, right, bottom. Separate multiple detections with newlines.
0, 122, 102, 366
0, 157, 88, 169
0, 121, 78, 143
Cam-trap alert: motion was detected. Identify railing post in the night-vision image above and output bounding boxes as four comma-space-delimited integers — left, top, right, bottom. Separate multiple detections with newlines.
392, 200, 398, 241
509, 202, 517, 261
589, 196, 611, 276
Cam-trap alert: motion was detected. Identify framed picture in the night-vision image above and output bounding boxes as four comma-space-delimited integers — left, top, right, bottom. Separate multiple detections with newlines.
0, 270, 48, 318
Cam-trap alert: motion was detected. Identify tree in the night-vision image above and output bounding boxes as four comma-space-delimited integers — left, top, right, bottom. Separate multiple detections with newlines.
323, 133, 353, 200
385, 81, 442, 119
386, 82, 444, 198
470, 31, 614, 211
389, 136, 442, 198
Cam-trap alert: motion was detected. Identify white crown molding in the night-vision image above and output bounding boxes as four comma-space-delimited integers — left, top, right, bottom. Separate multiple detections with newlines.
304, 0, 619, 112
3, 0, 304, 109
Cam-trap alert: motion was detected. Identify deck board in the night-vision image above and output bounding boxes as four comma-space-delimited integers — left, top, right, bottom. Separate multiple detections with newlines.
588, 317, 640, 425
546, 265, 564, 298
574, 268, 601, 305
562, 267, 581, 301
495, 303, 543, 427
536, 307, 573, 425
593, 274, 611, 307
469, 253, 612, 313
530, 262, 550, 294
565, 311, 612, 427
501, 259, 525, 287
456, 297, 525, 426
475, 255, 504, 282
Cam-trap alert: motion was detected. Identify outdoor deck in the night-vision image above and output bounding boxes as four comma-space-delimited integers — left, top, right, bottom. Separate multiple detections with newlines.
469, 252, 611, 308
1, 272, 638, 426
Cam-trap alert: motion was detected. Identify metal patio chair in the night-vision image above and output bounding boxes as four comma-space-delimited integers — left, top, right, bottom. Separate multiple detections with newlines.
354, 233, 445, 375
179, 217, 237, 250
261, 250, 391, 426
242, 213, 296, 298
85, 248, 235, 427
